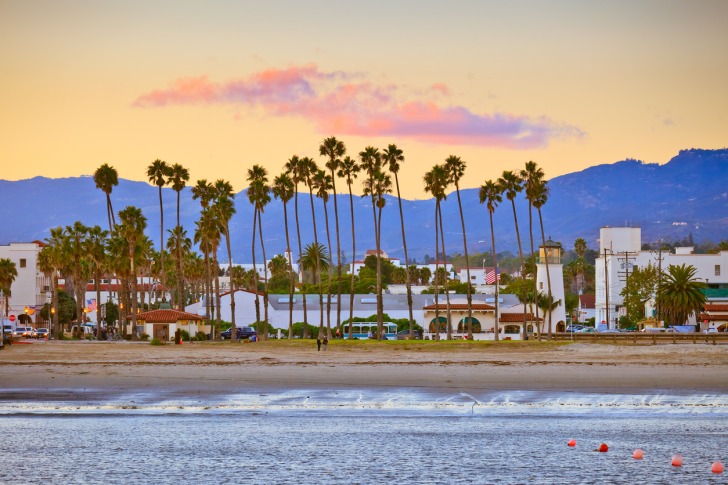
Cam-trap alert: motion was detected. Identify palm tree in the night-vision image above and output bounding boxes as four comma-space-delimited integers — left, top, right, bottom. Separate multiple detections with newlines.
337, 156, 360, 339
299, 241, 331, 338
93, 163, 119, 232
191, 179, 215, 321
211, 180, 236, 336
147, 159, 172, 303
424, 165, 450, 338
65, 221, 89, 331
319, 137, 346, 331
521, 161, 545, 340
247, 165, 271, 337
445, 155, 474, 339
531, 179, 554, 338
284, 155, 310, 338
656, 264, 706, 326
313, 169, 335, 338
42, 227, 68, 337
498, 170, 528, 340
479, 180, 503, 341
117, 206, 147, 340
384, 144, 416, 338
195, 208, 222, 339
359, 146, 390, 338
0, 258, 18, 318
85, 225, 109, 338
272, 173, 296, 339
165, 226, 191, 309
169, 163, 190, 309
300, 156, 325, 337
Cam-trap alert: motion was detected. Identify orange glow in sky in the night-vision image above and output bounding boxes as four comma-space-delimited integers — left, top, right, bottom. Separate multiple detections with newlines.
1, 1, 726, 198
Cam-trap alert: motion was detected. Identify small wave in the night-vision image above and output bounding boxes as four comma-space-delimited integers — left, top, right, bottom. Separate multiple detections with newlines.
1, 389, 727, 416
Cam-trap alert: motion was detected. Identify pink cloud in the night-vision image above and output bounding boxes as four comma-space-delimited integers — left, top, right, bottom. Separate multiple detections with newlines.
133, 64, 583, 148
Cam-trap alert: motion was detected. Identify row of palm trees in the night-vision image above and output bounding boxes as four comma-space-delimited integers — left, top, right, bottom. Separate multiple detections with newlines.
61, 137, 556, 341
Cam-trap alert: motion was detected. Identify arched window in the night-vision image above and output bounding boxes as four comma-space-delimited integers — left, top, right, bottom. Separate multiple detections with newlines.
429, 317, 448, 333
457, 317, 481, 333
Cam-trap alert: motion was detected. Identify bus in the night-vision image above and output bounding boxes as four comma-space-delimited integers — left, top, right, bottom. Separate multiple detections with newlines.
342, 322, 398, 340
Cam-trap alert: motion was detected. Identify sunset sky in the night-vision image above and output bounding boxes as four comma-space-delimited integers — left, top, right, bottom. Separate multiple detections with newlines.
2, 0, 726, 199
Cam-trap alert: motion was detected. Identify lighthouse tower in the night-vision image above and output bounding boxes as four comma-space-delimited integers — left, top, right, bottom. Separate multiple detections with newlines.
535, 238, 566, 333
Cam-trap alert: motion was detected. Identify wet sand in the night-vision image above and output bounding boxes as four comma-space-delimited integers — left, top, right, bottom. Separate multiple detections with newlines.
1, 340, 726, 398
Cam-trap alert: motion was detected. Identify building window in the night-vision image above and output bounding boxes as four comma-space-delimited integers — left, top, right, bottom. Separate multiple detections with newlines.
20, 259, 27, 268
539, 282, 544, 290
716, 265, 721, 276
471, 276, 476, 280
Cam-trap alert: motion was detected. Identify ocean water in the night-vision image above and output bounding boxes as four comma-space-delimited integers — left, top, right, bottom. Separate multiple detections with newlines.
0, 390, 726, 484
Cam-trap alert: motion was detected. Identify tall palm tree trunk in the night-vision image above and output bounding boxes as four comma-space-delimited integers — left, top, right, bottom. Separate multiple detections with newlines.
257, 210, 269, 340
158, 187, 166, 302
251, 208, 260, 323
323, 199, 333, 340
203, 252, 211, 323
433, 202, 440, 340
528, 203, 541, 340
225, 229, 236, 341
455, 186, 473, 339
490, 212, 499, 341
95, 270, 102, 339
394, 173, 414, 338
510, 199, 528, 340
307, 188, 324, 337
293, 191, 309, 339
376, 204, 384, 339
106, 194, 115, 231
331, 177, 343, 331
213, 255, 221, 340
347, 184, 356, 340
52, 274, 59, 339
130, 255, 139, 340
438, 204, 452, 340
282, 202, 294, 339
538, 207, 553, 339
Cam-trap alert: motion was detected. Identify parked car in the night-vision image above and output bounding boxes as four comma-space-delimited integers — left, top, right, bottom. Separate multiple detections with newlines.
565, 325, 584, 333
34, 328, 49, 339
396, 329, 422, 340
579, 327, 596, 333
13, 327, 30, 338
220, 326, 257, 340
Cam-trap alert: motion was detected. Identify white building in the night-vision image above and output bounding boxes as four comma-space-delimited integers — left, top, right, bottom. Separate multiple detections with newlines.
455, 267, 501, 286
595, 226, 728, 329
535, 239, 567, 332
350, 249, 454, 280
0, 241, 50, 325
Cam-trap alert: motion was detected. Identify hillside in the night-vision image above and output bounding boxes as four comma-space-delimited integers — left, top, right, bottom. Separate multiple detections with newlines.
0, 148, 726, 261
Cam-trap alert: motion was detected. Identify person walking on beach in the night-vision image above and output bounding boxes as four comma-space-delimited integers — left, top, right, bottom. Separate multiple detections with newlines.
323, 336, 328, 351
317, 337, 321, 351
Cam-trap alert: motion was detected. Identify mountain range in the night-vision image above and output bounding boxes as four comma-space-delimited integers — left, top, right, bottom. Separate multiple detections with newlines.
1, 148, 726, 262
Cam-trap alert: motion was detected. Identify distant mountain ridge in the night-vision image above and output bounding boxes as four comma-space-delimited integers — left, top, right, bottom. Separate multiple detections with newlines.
1, 148, 726, 261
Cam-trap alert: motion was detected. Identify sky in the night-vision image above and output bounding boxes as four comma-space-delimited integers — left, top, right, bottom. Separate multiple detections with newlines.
1, 0, 727, 199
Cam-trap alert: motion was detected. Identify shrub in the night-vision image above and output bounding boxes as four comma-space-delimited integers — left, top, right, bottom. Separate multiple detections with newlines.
194, 331, 207, 341
150, 337, 163, 346
140, 333, 150, 341
180, 329, 190, 342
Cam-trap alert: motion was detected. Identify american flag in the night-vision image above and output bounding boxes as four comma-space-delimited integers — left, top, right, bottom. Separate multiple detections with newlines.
485, 269, 500, 284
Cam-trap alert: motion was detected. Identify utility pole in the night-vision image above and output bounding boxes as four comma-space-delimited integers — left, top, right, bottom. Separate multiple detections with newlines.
604, 248, 609, 330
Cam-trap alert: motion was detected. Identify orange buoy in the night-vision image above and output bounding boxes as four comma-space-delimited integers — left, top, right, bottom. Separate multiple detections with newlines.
671, 454, 683, 467
633, 449, 644, 460
598, 443, 608, 453
712, 461, 724, 474
568, 439, 576, 447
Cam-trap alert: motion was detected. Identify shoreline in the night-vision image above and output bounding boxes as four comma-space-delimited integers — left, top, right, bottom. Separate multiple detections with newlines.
1, 341, 727, 400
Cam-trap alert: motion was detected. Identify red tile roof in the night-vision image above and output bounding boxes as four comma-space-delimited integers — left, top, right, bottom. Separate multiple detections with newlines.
704, 304, 728, 312
700, 313, 728, 322
499, 313, 542, 323
135, 309, 205, 323
423, 303, 495, 310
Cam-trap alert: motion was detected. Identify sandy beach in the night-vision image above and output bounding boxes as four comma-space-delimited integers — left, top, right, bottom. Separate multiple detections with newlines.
1, 340, 726, 399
